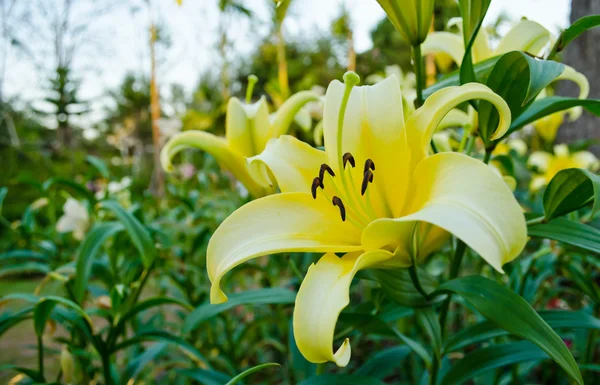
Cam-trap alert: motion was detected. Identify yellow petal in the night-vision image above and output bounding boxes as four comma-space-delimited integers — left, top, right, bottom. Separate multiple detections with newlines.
207, 193, 363, 303
364, 152, 527, 271
495, 19, 551, 57
533, 111, 563, 143
437, 108, 472, 131
293, 250, 393, 366
248, 135, 327, 193
226, 97, 271, 157
422, 32, 465, 66
471, 27, 492, 62
269, 90, 321, 139
528, 151, 552, 172
323, 75, 409, 216
406, 83, 511, 164
160, 130, 267, 198
572, 151, 600, 171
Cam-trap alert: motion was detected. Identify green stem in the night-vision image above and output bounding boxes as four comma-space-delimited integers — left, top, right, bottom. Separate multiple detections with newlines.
413, 44, 424, 107
102, 353, 113, 385
526, 216, 545, 226
37, 335, 45, 381
429, 358, 439, 385
316, 363, 326, 375
409, 263, 430, 300
483, 148, 493, 164
438, 240, 467, 340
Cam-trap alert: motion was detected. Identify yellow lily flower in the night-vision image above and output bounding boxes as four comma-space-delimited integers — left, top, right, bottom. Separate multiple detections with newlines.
493, 139, 527, 157
422, 18, 551, 65
207, 73, 527, 366
529, 144, 600, 192
161, 91, 319, 198
375, 0, 435, 45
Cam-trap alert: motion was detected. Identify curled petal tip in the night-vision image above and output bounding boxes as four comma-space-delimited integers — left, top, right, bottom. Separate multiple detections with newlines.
332, 338, 351, 367
210, 284, 229, 304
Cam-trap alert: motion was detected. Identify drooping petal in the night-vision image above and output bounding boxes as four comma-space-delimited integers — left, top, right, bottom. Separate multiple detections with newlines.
406, 83, 511, 164
363, 152, 527, 272
226, 97, 271, 157
248, 136, 327, 193
293, 250, 393, 366
160, 131, 267, 198
422, 32, 465, 66
553, 65, 590, 121
494, 19, 551, 57
323, 75, 410, 216
269, 91, 321, 139
207, 193, 363, 303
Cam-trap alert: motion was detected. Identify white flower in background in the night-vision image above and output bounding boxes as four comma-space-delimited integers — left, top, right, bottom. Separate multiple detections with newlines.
179, 163, 197, 180
108, 176, 132, 194
157, 117, 183, 138
56, 198, 89, 240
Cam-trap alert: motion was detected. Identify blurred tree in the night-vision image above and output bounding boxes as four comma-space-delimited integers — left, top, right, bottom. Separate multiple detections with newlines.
105, 74, 152, 144
268, 0, 294, 104
331, 3, 355, 71
557, 0, 600, 153
182, 72, 226, 132
217, 0, 252, 100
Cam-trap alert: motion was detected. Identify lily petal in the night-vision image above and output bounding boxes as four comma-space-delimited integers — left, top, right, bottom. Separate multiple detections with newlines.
293, 250, 393, 366
553, 65, 590, 121
363, 152, 527, 271
323, 75, 409, 216
495, 19, 550, 57
207, 193, 363, 303
528, 151, 552, 172
422, 32, 465, 66
269, 91, 321, 139
248, 135, 327, 193
572, 151, 600, 170
160, 131, 267, 198
407, 83, 511, 163
226, 97, 271, 157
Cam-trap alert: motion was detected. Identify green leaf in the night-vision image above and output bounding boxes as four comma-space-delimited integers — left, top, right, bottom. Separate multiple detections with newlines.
369, 268, 442, 307
112, 330, 209, 366
479, 52, 564, 144
121, 343, 167, 385
423, 57, 500, 99
548, 15, 600, 59
0, 187, 7, 216
298, 374, 385, 385
86, 155, 110, 179
440, 341, 548, 385
458, 0, 492, 85
0, 262, 50, 278
177, 368, 230, 385
435, 276, 583, 385
509, 96, 600, 133
445, 310, 600, 352
354, 346, 410, 379
183, 288, 295, 334
42, 177, 94, 202
225, 363, 280, 385
117, 296, 193, 329
74, 222, 124, 303
0, 365, 44, 382
416, 308, 442, 360
33, 296, 93, 337
98, 201, 155, 267
528, 217, 600, 254
543, 168, 600, 220
0, 250, 48, 262
0, 307, 34, 338
563, 264, 600, 303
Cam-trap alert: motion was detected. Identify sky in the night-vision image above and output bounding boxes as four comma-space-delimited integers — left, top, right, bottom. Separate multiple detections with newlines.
3, 0, 571, 128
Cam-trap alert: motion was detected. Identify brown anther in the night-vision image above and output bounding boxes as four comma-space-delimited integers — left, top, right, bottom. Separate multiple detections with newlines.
361, 170, 374, 196
342, 153, 355, 169
319, 164, 335, 181
363, 159, 375, 174
332, 196, 346, 221
311, 177, 323, 199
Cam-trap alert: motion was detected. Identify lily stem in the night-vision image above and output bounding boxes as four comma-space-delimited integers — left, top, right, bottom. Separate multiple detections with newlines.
438, 240, 467, 340
316, 363, 326, 375
413, 44, 424, 107
409, 263, 430, 300
37, 335, 45, 381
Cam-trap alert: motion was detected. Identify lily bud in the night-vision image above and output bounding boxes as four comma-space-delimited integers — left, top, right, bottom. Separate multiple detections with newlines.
375, 0, 435, 45
60, 347, 74, 384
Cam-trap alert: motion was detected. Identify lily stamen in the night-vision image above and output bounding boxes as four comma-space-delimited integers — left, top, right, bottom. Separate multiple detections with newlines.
331, 196, 346, 221
361, 170, 374, 196
311, 177, 323, 199
319, 164, 336, 181
343, 153, 356, 169
363, 159, 375, 174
